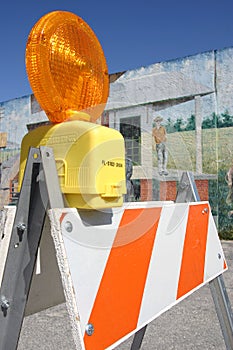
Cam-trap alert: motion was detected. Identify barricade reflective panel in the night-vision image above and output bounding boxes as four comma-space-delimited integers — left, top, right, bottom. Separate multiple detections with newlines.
53, 201, 227, 350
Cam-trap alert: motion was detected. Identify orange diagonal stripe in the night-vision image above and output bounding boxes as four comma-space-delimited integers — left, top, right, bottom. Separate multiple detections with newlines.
84, 207, 162, 350
177, 204, 209, 299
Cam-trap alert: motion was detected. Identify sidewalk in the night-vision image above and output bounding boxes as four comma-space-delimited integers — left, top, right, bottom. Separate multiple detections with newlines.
18, 241, 233, 350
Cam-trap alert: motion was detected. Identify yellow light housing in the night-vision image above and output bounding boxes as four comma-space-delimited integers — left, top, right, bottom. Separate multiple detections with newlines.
25, 11, 109, 123
21, 11, 126, 209
19, 121, 126, 209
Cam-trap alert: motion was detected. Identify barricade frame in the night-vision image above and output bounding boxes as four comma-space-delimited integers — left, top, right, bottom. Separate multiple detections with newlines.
0, 149, 232, 350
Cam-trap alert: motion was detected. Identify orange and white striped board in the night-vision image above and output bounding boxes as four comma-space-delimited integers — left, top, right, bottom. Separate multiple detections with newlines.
51, 201, 227, 350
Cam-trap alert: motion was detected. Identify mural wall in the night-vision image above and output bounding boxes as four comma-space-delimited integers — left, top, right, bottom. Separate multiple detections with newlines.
1, 47, 233, 236
0, 95, 47, 162
105, 47, 233, 237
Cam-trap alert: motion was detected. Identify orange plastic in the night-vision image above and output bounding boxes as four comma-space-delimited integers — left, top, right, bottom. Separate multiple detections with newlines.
84, 207, 162, 350
25, 11, 109, 123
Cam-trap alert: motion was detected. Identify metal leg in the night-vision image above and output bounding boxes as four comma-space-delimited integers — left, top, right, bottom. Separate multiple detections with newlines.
210, 276, 233, 350
39, 147, 64, 209
131, 171, 233, 350
131, 326, 147, 350
175, 171, 200, 202
0, 147, 63, 350
177, 171, 233, 350
0, 148, 47, 350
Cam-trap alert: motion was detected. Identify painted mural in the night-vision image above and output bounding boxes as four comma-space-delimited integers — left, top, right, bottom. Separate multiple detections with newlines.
1, 47, 233, 237
0, 95, 47, 163
106, 47, 233, 238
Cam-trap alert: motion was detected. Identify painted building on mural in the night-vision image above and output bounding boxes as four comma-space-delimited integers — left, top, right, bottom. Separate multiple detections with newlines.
1, 47, 233, 235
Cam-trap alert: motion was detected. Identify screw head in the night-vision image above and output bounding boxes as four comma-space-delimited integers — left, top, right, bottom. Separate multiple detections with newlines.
17, 223, 26, 231
85, 323, 94, 336
64, 221, 73, 233
202, 208, 208, 214
1, 296, 10, 310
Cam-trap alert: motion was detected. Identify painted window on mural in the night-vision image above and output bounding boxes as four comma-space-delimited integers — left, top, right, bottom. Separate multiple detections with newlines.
120, 116, 141, 164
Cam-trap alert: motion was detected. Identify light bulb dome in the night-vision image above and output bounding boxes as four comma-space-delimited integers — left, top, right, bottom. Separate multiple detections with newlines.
26, 11, 109, 123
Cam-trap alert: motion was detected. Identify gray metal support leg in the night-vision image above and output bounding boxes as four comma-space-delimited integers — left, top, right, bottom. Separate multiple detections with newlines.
131, 171, 233, 350
0, 148, 47, 350
0, 147, 63, 350
131, 325, 147, 350
210, 276, 233, 350
177, 171, 233, 350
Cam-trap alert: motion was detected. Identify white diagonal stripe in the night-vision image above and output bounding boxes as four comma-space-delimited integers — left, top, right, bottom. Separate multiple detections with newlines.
61, 207, 124, 335
204, 208, 227, 281
137, 203, 189, 327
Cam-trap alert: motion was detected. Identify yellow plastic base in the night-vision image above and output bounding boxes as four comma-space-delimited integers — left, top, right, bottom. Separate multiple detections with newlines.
19, 120, 126, 209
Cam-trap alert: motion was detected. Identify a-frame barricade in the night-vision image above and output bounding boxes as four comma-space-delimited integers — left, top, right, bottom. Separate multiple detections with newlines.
0, 147, 233, 350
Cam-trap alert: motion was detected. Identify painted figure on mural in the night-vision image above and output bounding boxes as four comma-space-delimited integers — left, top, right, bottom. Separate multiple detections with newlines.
152, 116, 168, 176
226, 164, 233, 217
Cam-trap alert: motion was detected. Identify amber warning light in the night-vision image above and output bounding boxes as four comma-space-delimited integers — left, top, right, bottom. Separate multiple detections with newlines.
25, 11, 109, 123
19, 11, 126, 209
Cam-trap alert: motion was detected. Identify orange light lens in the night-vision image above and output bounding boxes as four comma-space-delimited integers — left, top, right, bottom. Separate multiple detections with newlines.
26, 11, 109, 123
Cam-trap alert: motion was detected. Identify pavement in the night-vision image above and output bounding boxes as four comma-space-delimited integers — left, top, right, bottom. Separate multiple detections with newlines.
17, 240, 233, 350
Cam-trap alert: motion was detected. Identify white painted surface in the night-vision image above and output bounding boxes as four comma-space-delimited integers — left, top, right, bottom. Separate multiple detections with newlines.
51, 202, 226, 349
0, 206, 16, 287
204, 211, 226, 281
137, 203, 189, 325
